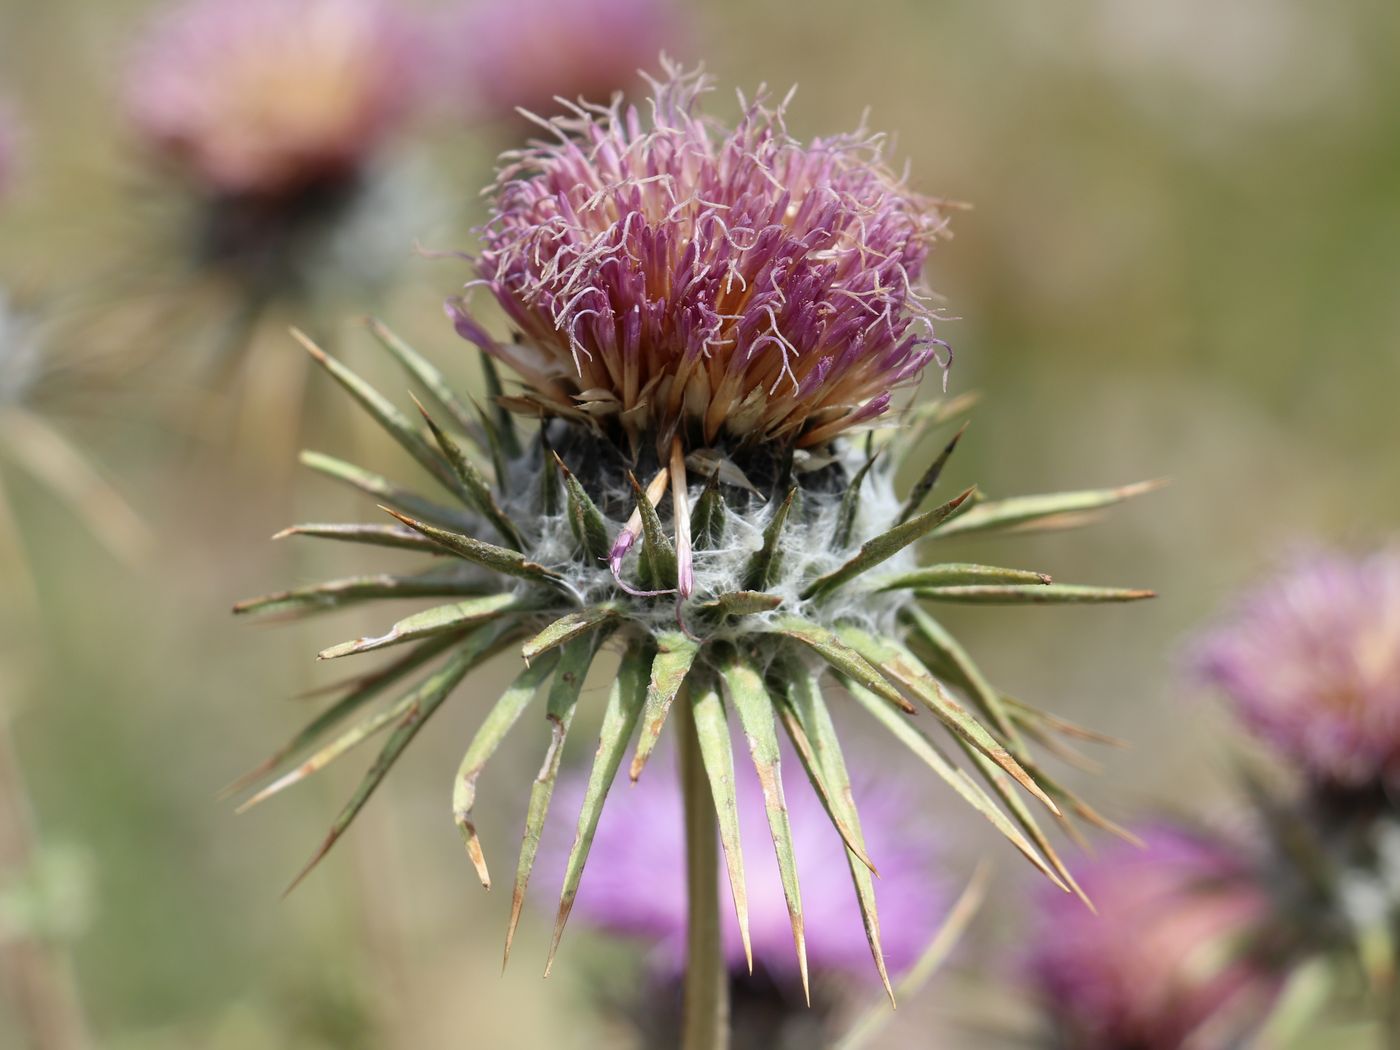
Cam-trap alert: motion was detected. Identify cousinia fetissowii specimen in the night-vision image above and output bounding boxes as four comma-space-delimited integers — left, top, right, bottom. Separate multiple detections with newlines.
233, 62, 1157, 1050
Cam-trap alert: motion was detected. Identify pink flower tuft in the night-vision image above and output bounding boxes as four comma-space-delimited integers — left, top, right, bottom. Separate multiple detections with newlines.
450, 63, 954, 456
1193, 547, 1400, 787
127, 0, 425, 197
1026, 825, 1277, 1049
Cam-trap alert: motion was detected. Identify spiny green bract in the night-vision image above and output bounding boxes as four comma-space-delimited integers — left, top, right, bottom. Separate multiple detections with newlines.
232, 320, 1157, 1002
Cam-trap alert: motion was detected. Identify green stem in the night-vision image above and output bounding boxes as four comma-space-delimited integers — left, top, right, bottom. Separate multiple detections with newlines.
679, 693, 729, 1050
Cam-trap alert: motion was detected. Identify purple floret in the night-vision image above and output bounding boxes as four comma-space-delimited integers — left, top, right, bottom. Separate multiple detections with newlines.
127, 0, 425, 197
1026, 823, 1277, 1049
1193, 547, 1400, 787
450, 62, 955, 454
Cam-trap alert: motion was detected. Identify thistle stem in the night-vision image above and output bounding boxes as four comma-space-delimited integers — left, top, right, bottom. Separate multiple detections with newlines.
679, 691, 729, 1050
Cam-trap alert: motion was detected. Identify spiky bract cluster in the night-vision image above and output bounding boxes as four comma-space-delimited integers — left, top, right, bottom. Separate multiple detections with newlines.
450, 64, 953, 459
543, 748, 952, 982
1192, 546, 1400, 1029
443, 0, 682, 124
1026, 823, 1278, 1049
0, 289, 149, 569
1195, 547, 1400, 788
128, 0, 423, 198
234, 314, 1154, 998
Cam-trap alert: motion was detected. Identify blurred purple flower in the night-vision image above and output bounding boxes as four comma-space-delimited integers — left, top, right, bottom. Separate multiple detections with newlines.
1026, 824, 1277, 1049
1193, 547, 1400, 787
127, 0, 425, 198
449, 62, 954, 455
442, 0, 683, 124
541, 746, 952, 984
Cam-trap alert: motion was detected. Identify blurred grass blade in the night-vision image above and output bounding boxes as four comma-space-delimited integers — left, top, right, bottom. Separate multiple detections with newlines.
234, 568, 486, 620
629, 631, 702, 781
802, 487, 975, 600
1003, 696, 1127, 748
1251, 957, 1336, 1050
478, 350, 522, 460
916, 583, 1154, 605
688, 673, 752, 971
453, 653, 559, 888
556, 454, 611, 562
898, 392, 980, 452
874, 563, 1051, 592
896, 421, 968, 525
504, 634, 600, 968
381, 508, 562, 585
1019, 758, 1142, 846
546, 643, 652, 973
834, 864, 989, 1050
413, 399, 524, 549
838, 627, 1059, 816
283, 625, 511, 894
743, 486, 796, 591
1014, 717, 1104, 773
720, 649, 810, 1004
768, 616, 914, 714
521, 605, 622, 663
317, 592, 525, 660
780, 669, 892, 1003
294, 328, 462, 498
274, 523, 443, 554
930, 480, 1164, 538
845, 680, 1063, 889
366, 317, 477, 436
0, 407, 150, 564
300, 450, 473, 532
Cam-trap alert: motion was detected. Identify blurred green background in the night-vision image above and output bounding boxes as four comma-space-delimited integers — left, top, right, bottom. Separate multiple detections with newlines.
2, 0, 1399, 1046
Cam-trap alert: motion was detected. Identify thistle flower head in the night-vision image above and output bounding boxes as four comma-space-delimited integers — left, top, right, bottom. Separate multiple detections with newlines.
1194, 547, 1400, 787
234, 65, 1154, 1003
444, 0, 683, 124
128, 0, 423, 198
1027, 824, 1277, 1049
450, 63, 953, 459
544, 748, 951, 982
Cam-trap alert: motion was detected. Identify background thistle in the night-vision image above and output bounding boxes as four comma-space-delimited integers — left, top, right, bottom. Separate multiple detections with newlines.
233, 67, 1155, 1048
113, 0, 444, 400
1024, 822, 1282, 1049
1193, 547, 1400, 1038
